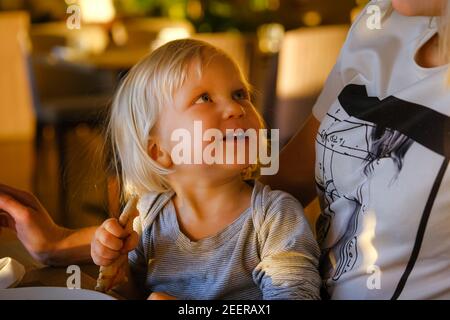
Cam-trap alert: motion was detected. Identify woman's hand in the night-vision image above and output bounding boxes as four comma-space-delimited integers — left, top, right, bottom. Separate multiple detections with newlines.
147, 292, 178, 300
0, 184, 68, 264
91, 218, 138, 267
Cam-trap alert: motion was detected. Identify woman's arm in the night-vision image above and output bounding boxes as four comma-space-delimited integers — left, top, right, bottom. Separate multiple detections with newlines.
0, 184, 96, 266
45, 227, 97, 266
261, 115, 320, 207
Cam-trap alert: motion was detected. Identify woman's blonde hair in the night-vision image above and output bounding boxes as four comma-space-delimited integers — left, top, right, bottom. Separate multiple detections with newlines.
108, 39, 252, 199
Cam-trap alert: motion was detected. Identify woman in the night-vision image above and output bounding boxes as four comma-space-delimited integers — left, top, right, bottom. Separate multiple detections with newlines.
0, 0, 448, 299
270, 0, 450, 299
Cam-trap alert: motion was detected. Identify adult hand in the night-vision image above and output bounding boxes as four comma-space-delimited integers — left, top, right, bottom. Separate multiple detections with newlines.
0, 184, 68, 264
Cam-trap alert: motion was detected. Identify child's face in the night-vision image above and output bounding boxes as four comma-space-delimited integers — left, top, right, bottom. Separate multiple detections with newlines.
156, 52, 263, 179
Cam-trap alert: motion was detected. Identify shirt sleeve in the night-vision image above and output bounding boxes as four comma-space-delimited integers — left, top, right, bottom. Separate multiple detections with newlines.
252, 191, 322, 300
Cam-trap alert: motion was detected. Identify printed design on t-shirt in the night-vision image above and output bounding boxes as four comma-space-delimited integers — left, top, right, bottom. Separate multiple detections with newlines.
317, 184, 365, 282
315, 114, 387, 281
316, 113, 405, 281
316, 84, 450, 283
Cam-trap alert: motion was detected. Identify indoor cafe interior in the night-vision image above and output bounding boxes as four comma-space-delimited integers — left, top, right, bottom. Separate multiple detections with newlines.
0, 0, 362, 291
1, 0, 359, 228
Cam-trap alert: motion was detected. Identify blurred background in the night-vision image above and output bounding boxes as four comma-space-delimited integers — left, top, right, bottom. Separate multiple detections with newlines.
0, 0, 369, 228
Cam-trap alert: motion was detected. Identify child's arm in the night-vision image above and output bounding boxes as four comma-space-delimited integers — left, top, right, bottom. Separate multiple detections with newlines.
252, 191, 322, 300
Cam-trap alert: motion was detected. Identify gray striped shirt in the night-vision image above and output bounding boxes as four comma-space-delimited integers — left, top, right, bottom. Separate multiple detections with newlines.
129, 181, 321, 300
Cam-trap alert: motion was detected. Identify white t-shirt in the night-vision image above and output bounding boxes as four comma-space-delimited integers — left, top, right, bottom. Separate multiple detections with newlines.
313, 0, 450, 299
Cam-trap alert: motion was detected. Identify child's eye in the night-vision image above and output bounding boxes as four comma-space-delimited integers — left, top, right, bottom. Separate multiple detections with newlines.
194, 93, 212, 104
233, 89, 250, 101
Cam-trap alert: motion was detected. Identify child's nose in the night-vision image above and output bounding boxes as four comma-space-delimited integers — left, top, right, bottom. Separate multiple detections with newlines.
222, 100, 245, 120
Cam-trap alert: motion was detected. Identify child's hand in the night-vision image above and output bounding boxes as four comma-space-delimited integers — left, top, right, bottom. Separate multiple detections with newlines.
147, 292, 178, 300
91, 218, 139, 266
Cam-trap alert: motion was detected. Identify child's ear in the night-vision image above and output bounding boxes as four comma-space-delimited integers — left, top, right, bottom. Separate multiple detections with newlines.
147, 137, 173, 169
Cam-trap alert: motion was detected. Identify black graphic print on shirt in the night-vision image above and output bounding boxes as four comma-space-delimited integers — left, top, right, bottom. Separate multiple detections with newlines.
316, 84, 449, 297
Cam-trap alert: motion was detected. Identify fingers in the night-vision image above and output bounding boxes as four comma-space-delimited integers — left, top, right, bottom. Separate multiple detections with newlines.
96, 226, 124, 251
91, 218, 139, 266
91, 238, 121, 266
0, 184, 39, 210
122, 231, 139, 253
92, 219, 126, 266
0, 193, 30, 222
103, 218, 128, 238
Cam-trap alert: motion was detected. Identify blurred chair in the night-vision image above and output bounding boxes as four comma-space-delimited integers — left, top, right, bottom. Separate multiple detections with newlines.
29, 23, 115, 224
29, 54, 114, 225
28, 22, 68, 53
30, 22, 110, 54
30, 55, 113, 172
274, 25, 349, 146
191, 32, 252, 79
123, 17, 195, 49
2, 14, 114, 225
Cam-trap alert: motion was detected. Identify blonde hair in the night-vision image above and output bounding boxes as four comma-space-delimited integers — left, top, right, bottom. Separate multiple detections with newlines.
108, 39, 252, 199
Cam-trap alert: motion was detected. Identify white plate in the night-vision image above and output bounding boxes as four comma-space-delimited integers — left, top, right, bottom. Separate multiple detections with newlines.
0, 287, 116, 300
